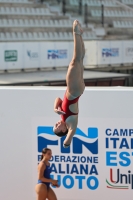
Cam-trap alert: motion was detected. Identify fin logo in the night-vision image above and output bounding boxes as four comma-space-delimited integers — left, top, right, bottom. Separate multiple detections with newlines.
37, 127, 98, 154
102, 48, 119, 57
47, 50, 67, 59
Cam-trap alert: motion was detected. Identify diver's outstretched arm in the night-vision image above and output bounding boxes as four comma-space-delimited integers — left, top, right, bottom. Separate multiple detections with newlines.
63, 128, 77, 148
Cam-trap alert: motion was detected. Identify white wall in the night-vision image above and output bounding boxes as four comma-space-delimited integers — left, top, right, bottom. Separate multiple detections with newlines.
0, 87, 133, 200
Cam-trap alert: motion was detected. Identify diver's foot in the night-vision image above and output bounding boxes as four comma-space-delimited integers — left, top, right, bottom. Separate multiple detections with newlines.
73, 20, 83, 35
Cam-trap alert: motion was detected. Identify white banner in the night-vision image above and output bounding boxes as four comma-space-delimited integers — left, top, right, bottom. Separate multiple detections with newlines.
0, 87, 133, 200
32, 117, 133, 200
84, 41, 98, 66
97, 41, 124, 66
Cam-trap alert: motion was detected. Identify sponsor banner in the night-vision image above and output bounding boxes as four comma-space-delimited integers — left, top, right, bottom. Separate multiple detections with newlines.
40, 42, 70, 68
102, 48, 119, 58
97, 41, 123, 65
27, 50, 39, 60
49, 42, 69, 67
24, 42, 40, 69
5, 50, 17, 62
47, 50, 67, 59
126, 47, 133, 56
32, 116, 133, 200
104, 119, 133, 191
1, 40, 133, 70
1, 42, 24, 70
32, 117, 99, 200
123, 41, 133, 63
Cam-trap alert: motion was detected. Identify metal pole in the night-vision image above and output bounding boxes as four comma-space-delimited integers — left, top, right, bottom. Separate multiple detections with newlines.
84, 3, 88, 27
62, 0, 66, 15
79, 0, 82, 15
101, 3, 104, 27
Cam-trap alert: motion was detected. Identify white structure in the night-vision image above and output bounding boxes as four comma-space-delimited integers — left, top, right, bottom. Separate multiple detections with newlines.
0, 86, 133, 200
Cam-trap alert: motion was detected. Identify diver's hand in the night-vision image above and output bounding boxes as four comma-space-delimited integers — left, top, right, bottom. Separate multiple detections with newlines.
52, 184, 60, 188
51, 179, 58, 186
54, 108, 66, 115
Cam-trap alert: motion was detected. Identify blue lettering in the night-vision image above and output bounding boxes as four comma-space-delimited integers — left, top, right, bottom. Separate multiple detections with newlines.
87, 176, 99, 190
93, 157, 98, 163
110, 138, 119, 148
38, 155, 41, 162
38, 136, 58, 152
63, 175, 74, 189
120, 138, 129, 149
90, 165, 98, 175
80, 165, 88, 174
51, 163, 58, 173
51, 174, 99, 190
106, 152, 117, 166
75, 176, 85, 189
66, 156, 71, 162
59, 164, 65, 174
66, 164, 69, 174
60, 156, 65, 162
38, 126, 98, 154
106, 138, 109, 148
55, 156, 59, 162
106, 129, 111, 136
129, 129, 133, 136
131, 139, 133, 149
81, 156, 86, 163
119, 152, 130, 167
71, 164, 79, 174
72, 137, 98, 154
113, 129, 119, 136
105, 129, 133, 137
87, 157, 92, 163
72, 156, 77, 162
120, 129, 128, 136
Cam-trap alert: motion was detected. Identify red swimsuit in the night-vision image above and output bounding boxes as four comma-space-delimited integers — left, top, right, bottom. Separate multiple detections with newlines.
61, 91, 80, 122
